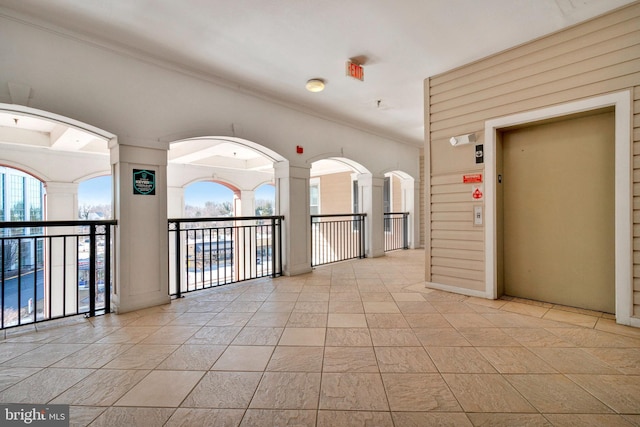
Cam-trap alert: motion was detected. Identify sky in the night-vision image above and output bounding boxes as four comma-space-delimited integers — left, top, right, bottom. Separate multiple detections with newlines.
78, 176, 275, 207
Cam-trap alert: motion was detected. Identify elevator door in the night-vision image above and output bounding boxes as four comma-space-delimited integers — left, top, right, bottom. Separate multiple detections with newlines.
501, 110, 615, 313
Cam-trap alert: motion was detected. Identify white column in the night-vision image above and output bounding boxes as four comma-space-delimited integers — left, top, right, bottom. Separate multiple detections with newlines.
274, 162, 312, 276
45, 182, 78, 220
239, 190, 256, 217
358, 173, 385, 258
110, 138, 171, 313
167, 185, 185, 218
401, 177, 421, 249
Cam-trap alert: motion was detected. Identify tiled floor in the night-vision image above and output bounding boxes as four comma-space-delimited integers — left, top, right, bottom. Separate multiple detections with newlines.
1, 249, 640, 426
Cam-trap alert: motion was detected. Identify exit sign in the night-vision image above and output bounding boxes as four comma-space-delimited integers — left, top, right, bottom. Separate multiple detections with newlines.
346, 61, 364, 81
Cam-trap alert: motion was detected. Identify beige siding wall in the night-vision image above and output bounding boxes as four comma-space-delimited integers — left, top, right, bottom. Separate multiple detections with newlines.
319, 172, 352, 215
425, 2, 640, 308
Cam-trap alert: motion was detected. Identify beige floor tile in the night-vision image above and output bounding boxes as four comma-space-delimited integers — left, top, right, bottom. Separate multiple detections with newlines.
391, 412, 472, 426
329, 291, 361, 302
413, 328, 471, 347
543, 309, 598, 328
1, 343, 87, 367
391, 292, 426, 302
443, 313, 495, 328
443, 373, 536, 413
169, 312, 217, 326
395, 301, 437, 314
246, 312, 290, 327
403, 313, 450, 328
548, 327, 640, 348
323, 347, 379, 373
382, 373, 461, 411
327, 313, 367, 328
427, 347, 496, 373
231, 327, 283, 345
584, 347, 640, 374
317, 410, 393, 427
319, 372, 389, 411
457, 328, 522, 347
501, 301, 550, 318
568, 374, 640, 413
370, 328, 420, 346
115, 370, 204, 407
0, 367, 41, 392
431, 301, 476, 313
103, 344, 179, 369
466, 413, 552, 426
544, 413, 636, 426
139, 325, 201, 344
466, 296, 509, 310
477, 347, 557, 373
165, 408, 245, 427
375, 346, 437, 373
286, 312, 327, 327
325, 328, 372, 346
51, 369, 150, 406
293, 301, 328, 313
0, 367, 93, 403
87, 407, 175, 427
501, 327, 576, 347
266, 346, 324, 372
212, 345, 274, 371
222, 301, 264, 313
530, 348, 622, 374
258, 301, 296, 313
0, 342, 42, 364
95, 326, 161, 344
267, 292, 301, 302
482, 312, 562, 328
156, 344, 226, 370
328, 301, 364, 313
363, 301, 400, 314
69, 405, 107, 427
360, 292, 393, 302
365, 313, 410, 328
52, 343, 133, 368
182, 371, 262, 408
279, 327, 326, 346
206, 311, 253, 327
241, 409, 316, 426
250, 372, 321, 409
185, 326, 242, 345
595, 318, 640, 339
507, 374, 614, 413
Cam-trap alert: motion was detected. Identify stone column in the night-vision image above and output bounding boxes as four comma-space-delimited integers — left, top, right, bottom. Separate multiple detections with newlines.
274, 162, 312, 276
358, 173, 385, 258
110, 138, 171, 313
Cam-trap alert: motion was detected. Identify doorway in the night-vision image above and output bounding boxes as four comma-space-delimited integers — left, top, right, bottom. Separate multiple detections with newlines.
498, 109, 615, 313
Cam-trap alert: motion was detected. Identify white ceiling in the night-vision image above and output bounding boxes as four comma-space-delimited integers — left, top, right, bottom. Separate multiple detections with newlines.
0, 0, 634, 155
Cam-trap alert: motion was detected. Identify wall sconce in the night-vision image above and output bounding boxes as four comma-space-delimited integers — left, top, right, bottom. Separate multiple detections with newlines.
449, 133, 476, 147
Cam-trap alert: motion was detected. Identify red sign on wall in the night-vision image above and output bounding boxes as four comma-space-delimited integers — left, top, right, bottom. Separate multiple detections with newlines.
346, 61, 364, 81
463, 174, 482, 184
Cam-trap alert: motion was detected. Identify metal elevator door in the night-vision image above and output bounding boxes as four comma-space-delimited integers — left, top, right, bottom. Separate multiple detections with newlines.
501, 110, 615, 313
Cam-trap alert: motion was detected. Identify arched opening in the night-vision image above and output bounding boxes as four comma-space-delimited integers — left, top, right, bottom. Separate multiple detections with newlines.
78, 175, 112, 219
184, 181, 235, 218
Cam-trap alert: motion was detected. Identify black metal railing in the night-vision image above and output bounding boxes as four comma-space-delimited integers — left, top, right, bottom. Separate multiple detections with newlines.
384, 212, 409, 252
311, 213, 366, 267
0, 220, 116, 330
168, 216, 283, 297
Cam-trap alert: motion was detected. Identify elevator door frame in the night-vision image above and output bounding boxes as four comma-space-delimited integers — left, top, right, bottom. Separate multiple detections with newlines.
483, 91, 635, 327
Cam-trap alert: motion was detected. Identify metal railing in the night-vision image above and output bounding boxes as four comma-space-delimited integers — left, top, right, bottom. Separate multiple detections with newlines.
311, 213, 366, 267
0, 220, 116, 330
168, 216, 283, 297
384, 212, 409, 252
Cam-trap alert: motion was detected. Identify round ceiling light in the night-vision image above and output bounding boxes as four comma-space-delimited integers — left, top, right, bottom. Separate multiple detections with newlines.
305, 79, 325, 92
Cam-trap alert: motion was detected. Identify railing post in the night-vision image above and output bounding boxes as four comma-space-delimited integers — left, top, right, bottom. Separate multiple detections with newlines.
271, 217, 277, 278
403, 213, 409, 249
89, 224, 96, 318
104, 224, 111, 314
172, 221, 182, 299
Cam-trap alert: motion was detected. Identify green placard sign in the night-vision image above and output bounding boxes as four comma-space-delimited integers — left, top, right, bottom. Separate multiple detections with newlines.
133, 169, 156, 195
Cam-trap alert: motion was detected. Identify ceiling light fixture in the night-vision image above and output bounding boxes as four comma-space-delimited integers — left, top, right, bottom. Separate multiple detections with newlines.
305, 79, 325, 92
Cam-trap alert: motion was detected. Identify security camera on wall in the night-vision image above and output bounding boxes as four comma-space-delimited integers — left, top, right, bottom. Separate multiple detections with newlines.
450, 133, 476, 146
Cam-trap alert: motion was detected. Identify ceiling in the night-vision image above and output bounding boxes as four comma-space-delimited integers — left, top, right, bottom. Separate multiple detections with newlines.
0, 0, 634, 156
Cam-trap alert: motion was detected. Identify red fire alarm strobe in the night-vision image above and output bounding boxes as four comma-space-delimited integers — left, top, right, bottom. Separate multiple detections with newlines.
296, 145, 303, 154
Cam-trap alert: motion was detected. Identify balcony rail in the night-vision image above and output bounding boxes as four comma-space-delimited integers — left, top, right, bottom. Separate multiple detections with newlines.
311, 213, 366, 267
168, 216, 283, 298
0, 220, 116, 330
384, 212, 410, 251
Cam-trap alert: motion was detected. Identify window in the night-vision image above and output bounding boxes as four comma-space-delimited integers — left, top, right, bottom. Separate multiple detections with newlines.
310, 179, 320, 216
